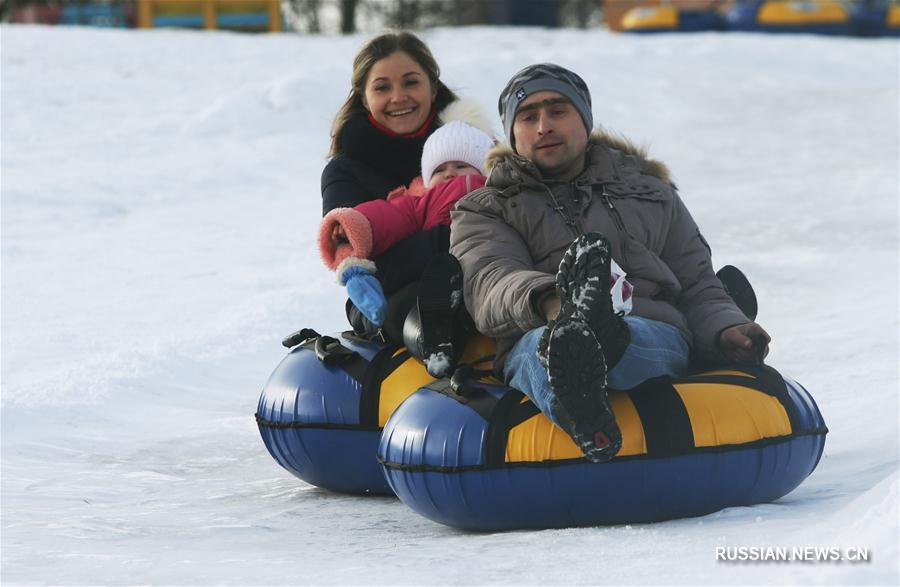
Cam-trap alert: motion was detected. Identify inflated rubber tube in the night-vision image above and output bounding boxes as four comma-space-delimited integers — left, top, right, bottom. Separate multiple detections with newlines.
255, 330, 493, 495
620, 5, 724, 33
725, 0, 853, 35
621, 5, 680, 32
378, 366, 827, 531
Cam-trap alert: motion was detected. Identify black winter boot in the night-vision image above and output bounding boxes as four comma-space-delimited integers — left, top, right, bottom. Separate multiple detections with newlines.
546, 315, 622, 463
417, 253, 466, 378
538, 232, 631, 371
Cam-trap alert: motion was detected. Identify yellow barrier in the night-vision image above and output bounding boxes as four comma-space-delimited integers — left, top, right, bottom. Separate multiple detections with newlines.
889, 4, 900, 28
621, 5, 680, 30
758, 0, 848, 26
137, 0, 281, 31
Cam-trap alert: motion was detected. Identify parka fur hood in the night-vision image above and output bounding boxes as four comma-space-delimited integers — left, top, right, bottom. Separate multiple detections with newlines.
483, 129, 672, 186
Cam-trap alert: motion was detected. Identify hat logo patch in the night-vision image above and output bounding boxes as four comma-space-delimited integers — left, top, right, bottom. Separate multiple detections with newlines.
515, 88, 527, 101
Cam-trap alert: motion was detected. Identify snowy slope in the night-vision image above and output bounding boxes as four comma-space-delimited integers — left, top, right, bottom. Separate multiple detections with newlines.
1, 25, 898, 585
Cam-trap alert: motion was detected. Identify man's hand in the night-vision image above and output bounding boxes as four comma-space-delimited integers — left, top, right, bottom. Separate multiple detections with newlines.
718, 323, 771, 365
541, 295, 561, 322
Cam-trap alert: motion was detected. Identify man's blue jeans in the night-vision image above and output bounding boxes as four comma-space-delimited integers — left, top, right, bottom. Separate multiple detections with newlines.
503, 316, 690, 426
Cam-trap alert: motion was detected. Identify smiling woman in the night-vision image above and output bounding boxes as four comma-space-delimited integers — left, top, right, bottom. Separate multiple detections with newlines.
362, 51, 437, 135
321, 31, 461, 346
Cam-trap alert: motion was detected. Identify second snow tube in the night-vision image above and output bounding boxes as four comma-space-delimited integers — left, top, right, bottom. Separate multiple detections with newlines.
255, 329, 493, 495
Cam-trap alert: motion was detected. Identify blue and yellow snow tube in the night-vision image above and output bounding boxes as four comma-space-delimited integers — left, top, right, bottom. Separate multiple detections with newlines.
378, 366, 827, 531
726, 0, 853, 35
255, 329, 492, 495
620, 5, 723, 33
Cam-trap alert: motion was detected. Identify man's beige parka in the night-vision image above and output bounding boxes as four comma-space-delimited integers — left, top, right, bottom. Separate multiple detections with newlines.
449, 131, 749, 374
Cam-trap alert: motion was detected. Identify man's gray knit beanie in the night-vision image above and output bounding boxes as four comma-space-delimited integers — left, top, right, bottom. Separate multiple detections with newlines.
498, 63, 593, 150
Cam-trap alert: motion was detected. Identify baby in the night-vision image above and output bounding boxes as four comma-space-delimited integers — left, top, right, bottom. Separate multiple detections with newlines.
318, 119, 494, 326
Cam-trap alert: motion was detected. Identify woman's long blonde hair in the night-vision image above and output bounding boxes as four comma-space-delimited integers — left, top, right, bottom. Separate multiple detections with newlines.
328, 31, 458, 158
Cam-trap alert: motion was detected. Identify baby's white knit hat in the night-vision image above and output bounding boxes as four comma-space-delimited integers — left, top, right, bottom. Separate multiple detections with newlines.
421, 120, 495, 187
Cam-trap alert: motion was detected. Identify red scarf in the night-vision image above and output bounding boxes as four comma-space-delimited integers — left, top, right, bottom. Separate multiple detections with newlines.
367, 110, 436, 139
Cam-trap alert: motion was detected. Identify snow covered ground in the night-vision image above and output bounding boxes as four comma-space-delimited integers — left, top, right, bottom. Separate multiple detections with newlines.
1, 24, 898, 586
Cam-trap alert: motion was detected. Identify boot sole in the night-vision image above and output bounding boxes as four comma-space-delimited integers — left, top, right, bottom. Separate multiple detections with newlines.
547, 317, 622, 463
556, 234, 612, 335
537, 233, 613, 369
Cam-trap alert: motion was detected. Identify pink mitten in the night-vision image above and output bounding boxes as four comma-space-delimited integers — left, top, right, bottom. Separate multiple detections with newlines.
318, 208, 374, 270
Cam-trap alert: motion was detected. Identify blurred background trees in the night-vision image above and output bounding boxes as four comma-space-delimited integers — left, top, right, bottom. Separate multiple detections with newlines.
282, 0, 602, 33
1, 0, 604, 31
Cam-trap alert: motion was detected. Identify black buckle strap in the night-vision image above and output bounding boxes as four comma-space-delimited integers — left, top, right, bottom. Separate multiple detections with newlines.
357, 344, 408, 427
428, 378, 498, 421
314, 336, 360, 366
626, 376, 695, 457
281, 327, 369, 385
282, 327, 361, 367
449, 361, 494, 399
283, 326, 363, 365
282, 328, 322, 349
484, 391, 540, 467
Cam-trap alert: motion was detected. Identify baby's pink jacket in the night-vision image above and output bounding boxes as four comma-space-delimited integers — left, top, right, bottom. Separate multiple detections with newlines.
319, 174, 486, 271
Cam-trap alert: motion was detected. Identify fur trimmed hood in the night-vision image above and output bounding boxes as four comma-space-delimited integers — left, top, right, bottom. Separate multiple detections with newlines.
484, 129, 672, 186
438, 99, 498, 140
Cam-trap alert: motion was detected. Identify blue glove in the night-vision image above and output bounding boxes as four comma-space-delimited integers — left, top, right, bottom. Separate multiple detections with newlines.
341, 265, 387, 327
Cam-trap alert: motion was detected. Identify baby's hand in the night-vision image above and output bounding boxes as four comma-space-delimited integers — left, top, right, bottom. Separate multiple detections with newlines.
335, 243, 352, 258
332, 223, 348, 244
